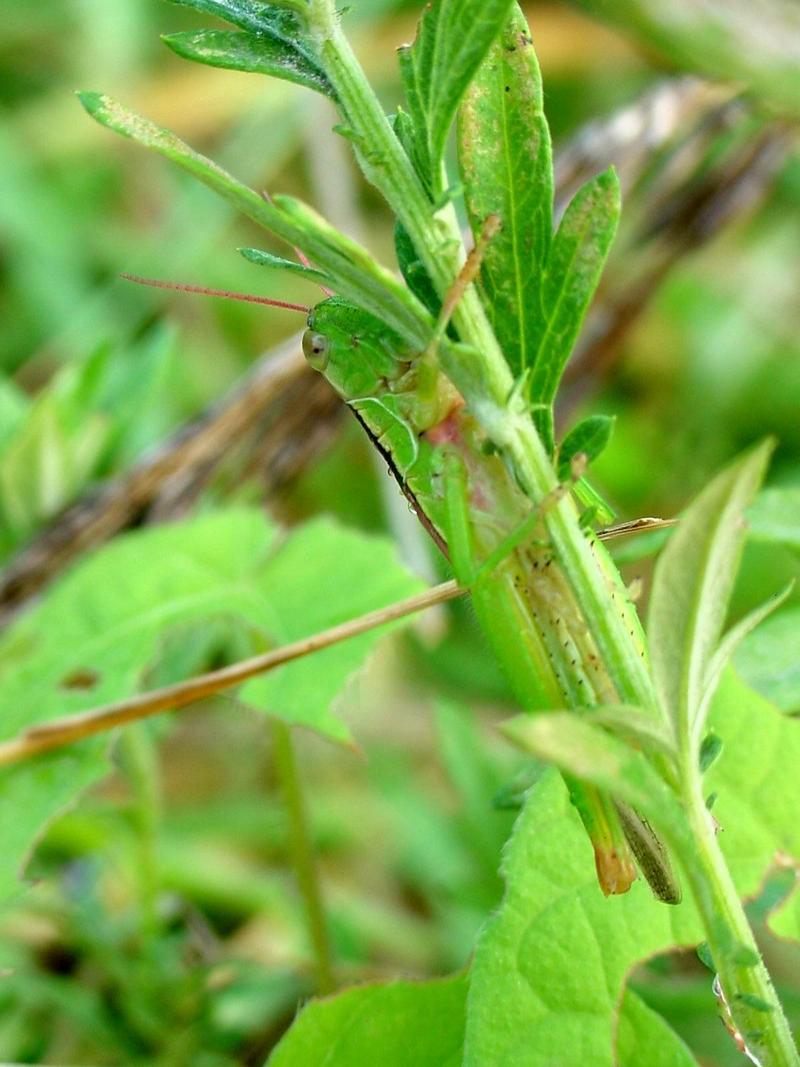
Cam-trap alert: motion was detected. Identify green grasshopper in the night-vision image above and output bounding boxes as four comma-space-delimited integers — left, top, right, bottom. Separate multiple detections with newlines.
127, 273, 680, 903
304, 294, 681, 904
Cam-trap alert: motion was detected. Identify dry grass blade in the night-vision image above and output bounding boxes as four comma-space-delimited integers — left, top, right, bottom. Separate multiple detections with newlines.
0, 580, 463, 766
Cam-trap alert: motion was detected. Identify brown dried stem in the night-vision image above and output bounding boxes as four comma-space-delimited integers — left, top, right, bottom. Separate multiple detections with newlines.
0, 580, 463, 767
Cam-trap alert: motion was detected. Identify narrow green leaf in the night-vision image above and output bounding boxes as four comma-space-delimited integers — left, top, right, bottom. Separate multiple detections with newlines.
162, 30, 335, 97
735, 605, 800, 712
697, 941, 715, 970
582, 705, 676, 758
398, 0, 516, 192
573, 478, 616, 527
647, 441, 773, 752
0, 391, 109, 542
0, 511, 421, 922
239, 246, 330, 283
77, 93, 431, 347
458, 5, 553, 378
558, 415, 615, 480
529, 168, 620, 452
266, 974, 467, 1066
78, 91, 295, 238
270, 193, 431, 344
166, 0, 305, 37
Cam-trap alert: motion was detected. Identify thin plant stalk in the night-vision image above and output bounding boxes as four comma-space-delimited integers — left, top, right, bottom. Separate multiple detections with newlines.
271, 720, 335, 995
119, 724, 161, 942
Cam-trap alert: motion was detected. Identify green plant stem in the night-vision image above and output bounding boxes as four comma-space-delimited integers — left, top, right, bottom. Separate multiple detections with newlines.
120, 724, 161, 941
271, 718, 335, 995
678, 768, 799, 1067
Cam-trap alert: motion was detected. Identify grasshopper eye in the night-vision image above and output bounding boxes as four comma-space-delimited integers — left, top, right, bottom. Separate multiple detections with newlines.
302, 330, 330, 371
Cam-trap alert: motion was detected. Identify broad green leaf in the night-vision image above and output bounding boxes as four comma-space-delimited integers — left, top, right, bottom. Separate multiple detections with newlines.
648, 441, 772, 752
705, 670, 800, 895
735, 606, 800, 712
240, 520, 425, 734
239, 246, 330, 283
467, 673, 800, 1063
769, 887, 800, 944
617, 989, 699, 1066
78, 93, 431, 348
265, 969, 697, 1067
266, 974, 467, 1066
528, 168, 620, 452
463, 769, 700, 1067
0, 511, 421, 915
558, 415, 615, 480
162, 30, 335, 98
570, 0, 800, 120
398, 0, 516, 192
457, 5, 553, 378
748, 487, 800, 551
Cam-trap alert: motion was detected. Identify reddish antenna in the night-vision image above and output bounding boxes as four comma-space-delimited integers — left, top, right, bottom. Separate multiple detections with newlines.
121, 273, 310, 314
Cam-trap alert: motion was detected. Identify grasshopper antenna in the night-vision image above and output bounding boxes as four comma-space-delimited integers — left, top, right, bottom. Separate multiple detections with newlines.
121, 273, 311, 314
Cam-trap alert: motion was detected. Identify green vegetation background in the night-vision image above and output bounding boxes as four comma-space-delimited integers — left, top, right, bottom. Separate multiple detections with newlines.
1, 0, 799, 1063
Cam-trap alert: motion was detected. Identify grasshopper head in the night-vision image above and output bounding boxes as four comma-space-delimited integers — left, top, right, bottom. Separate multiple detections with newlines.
303, 298, 407, 398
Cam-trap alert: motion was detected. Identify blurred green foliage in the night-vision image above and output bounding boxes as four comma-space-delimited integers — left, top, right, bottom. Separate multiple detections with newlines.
1, 1, 800, 1064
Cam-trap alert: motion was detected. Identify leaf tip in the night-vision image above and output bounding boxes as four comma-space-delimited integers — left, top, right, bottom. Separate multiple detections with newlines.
598, 165, 621, 205
750, 435, 777, 471
76, 90, 104, 116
